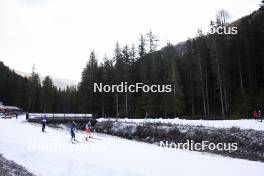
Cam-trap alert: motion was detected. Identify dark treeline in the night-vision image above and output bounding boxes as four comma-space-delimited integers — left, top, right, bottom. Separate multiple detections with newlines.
1, 7, 263, 119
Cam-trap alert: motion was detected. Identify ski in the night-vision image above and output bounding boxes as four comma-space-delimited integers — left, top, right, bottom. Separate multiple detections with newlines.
89, 136, 102, 140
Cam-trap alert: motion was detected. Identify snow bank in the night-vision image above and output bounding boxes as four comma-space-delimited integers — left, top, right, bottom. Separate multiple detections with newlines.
0, 116, 263, 176
98, 118, 264, 131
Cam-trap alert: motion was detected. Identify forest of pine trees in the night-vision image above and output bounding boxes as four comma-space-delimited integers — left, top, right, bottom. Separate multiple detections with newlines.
0, 7, 263, 119
0, 63, 78, 113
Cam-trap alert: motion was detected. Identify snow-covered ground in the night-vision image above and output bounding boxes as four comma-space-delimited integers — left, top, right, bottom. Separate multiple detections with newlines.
98, 118, 264, 131
0, 116, 263, 176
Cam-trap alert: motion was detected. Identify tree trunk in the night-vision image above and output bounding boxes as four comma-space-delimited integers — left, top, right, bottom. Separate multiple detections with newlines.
205, 72, 210, 116
198, 52, 207, 117
125, 92, 128, 118
214, 38, 225, 119
102, 94, 105, 118
238, 58, 244, 90
219, 83, 225, 119
223, 83, 229, 117
116, 93, 119, 118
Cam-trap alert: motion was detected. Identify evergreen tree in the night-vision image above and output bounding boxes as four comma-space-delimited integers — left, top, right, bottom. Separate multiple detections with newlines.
40, 76, 55, 112
130, 44, 137, 62
26, 65, 41, 112
79, 50, 100, 113
146, 30, 159, 53
101, 55, 115, 117
138, 34, 146, 57
162, 45, 185, 117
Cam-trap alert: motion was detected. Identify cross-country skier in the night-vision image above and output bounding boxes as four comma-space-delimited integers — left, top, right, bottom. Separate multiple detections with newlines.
69, 121, 77, 141
258, 110, 262, 122
41, 115, 48, 132
85, 121, 91, 141
253, 111, 258, 120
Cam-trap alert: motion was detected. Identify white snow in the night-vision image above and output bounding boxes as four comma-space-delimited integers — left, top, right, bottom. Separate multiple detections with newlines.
0, 116, 263, 176
98, 118, 264, 131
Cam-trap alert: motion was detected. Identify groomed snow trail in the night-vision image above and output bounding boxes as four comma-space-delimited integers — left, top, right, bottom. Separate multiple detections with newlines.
0, 116, 263, 176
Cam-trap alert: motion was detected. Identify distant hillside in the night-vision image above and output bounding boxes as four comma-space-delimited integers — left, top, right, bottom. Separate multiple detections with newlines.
14, 70, 77, 90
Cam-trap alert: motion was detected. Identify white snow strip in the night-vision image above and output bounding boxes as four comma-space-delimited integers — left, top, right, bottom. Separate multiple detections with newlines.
97, 118, 264, 131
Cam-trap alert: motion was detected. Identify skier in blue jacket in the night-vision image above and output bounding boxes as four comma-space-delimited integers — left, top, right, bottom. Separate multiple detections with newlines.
69, 121, 77, 141
41, 115, 48, 132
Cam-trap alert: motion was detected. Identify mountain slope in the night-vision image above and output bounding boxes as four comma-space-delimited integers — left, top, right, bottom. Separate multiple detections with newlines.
14, 70, 77, 90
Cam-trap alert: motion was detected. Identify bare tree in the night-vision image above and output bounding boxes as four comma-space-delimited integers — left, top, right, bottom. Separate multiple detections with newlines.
216, 9, 231, 26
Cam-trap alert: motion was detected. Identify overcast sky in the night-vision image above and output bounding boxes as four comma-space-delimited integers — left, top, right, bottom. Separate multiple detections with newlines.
0, 0, 260, 82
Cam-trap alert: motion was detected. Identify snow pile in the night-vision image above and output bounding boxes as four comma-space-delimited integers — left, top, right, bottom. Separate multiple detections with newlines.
98, 118, 264, 131
0, 116, 263, 176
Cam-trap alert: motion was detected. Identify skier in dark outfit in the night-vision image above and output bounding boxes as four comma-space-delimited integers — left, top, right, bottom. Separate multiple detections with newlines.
41, 115, 48, 132
70, 121, 77, 141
